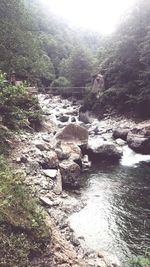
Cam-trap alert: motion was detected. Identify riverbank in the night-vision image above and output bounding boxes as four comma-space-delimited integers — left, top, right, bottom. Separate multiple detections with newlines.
8, 93, 150, 267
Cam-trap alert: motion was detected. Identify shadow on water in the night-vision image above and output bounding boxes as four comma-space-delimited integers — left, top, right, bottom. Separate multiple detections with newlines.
70, 162, 150, 266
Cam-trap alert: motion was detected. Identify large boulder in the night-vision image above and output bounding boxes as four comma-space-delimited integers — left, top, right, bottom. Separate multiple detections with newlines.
55, 141, 82, 161
40, 150, 59, 168
56, 123, 88, 146
59, 160, 81, 189
127, 129, 150, 154
85, 140, 122, 162
113, 128, 129, 141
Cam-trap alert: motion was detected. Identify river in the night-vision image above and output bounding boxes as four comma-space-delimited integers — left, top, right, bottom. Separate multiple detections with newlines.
39, 94, 150, 266
70, 147, 150, 266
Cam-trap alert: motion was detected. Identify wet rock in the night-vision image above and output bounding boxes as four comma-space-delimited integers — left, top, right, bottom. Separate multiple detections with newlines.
70, 236, 80, 247
86, 141, 122, 162
71, 116, 76, 122
113, 128, 129, 141
59, 160, 81, 189
59, 115, 69, 123
43, 169, 57, 178
79, 111, 91, 124
56, 123, 88, 146
115, 138, 126, 146
82, 154, 91, 170
127, 131, 150, 154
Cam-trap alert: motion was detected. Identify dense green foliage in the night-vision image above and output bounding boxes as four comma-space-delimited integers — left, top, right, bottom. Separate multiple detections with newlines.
0, 156, 51, 266
85, 0, 150, 118
0, 72, 42, 132
130, 249, 150, 267
0, 72, 48, 266
0, 0, 150, 118
0, 0, 98, 86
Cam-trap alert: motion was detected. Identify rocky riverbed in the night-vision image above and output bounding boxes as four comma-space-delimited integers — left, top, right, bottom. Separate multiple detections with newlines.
9, 94, 150, 267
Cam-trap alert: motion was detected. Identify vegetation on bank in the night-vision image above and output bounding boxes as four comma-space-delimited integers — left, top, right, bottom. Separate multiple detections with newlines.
130, 249, 150, 267
0, 71, 42, 154
0, 156, 51, 267
0, 74, 51, 266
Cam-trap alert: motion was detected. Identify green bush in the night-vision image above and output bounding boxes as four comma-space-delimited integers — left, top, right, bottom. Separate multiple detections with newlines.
129, 249, 150, 267
51, 76, 71, 88
0, 156, 51, 266
0, 72, 42, 131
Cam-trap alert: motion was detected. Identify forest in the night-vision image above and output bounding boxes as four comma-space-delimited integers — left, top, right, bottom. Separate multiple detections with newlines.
0, 0, 150, 118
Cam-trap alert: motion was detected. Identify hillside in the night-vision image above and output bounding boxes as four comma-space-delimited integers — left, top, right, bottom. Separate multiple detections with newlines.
0, 0, 100, 87
84, 0, 150, 118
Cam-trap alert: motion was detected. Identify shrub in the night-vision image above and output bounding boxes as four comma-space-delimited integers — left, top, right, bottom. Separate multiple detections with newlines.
51, 76, 71, 88
129, 249, 150, 267
0, 71, 42, 131
0, 156, 51, 266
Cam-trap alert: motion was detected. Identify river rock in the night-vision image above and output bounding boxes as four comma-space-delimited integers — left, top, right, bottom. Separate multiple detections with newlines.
43, 169, 57, 178
61, 142, 82, 161
86, 141, 122, 162
71, 116, 76, 122
59, 115, 69, 123
82, 154, 91, 170
59, 160, 81, 189
33, 140, 49, 151
56, 123, 88, 146
40, 196, 53, 206
40, 196, 60, 207
113, 128, 129, 141
127, 130, 150, 154
115, 138, 126, 146
56, 141, 83, 169
53, 169, 62, 195
79, 111, 91, 124
40, 150, 59, 168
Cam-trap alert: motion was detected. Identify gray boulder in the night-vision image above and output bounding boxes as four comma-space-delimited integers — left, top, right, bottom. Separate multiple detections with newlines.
59, 160, 81, 189
113, 128, 129, 141
40, 150, 59, 168
86, 141, 122, 162
56, 123, 88, 146
127, 130, 150, 154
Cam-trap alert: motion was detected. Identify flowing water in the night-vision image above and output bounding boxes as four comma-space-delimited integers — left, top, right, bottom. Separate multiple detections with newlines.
39, 94, 150, 266
70, 147, 150, 266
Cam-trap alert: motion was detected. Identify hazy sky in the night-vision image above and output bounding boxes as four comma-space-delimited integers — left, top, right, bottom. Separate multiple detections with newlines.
42, 0, 136, 34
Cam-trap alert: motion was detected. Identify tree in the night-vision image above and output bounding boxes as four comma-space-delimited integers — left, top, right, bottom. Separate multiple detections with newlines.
60, 47, 94, 87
